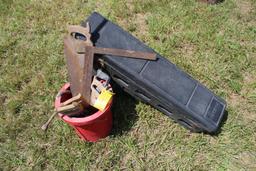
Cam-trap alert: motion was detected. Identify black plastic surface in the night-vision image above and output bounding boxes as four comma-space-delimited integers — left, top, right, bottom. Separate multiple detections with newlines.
83, 12, 226, 133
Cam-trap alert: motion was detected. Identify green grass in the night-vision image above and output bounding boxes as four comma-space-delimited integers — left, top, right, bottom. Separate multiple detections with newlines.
0, 0, 256, 170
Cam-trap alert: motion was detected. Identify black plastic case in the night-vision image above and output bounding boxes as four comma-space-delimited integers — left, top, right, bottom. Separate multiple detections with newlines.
83, 12, 226, 133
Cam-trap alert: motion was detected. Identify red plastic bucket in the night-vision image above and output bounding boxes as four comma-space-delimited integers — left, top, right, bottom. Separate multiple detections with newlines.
55, 83, 113, 142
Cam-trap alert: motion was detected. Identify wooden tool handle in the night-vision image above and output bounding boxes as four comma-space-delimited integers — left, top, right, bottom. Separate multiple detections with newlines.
41, 112, 57, 131
61, 93, 82, 106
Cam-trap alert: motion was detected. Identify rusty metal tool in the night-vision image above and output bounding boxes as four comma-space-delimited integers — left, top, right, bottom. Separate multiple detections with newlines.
93, 47, 156, 60
64, 24, 94, 107
64, 23, 157, 107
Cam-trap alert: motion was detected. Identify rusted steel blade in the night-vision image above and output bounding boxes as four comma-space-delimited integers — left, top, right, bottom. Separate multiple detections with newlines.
80, 46, 94, 104
64, 37, 82, 96
93, 47, 156, 60
64, 36, 90, 106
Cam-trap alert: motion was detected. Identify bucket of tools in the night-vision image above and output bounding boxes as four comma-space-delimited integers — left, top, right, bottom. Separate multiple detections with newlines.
55, 83, 113, 142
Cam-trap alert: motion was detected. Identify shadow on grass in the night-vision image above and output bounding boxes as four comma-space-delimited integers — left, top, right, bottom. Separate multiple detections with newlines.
110, 83, 138, 136
198, 0, 225, 5
109, 82, 228, 136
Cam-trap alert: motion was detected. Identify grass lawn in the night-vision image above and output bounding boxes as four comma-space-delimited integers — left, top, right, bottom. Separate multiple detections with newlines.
0, 0, 255, 170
